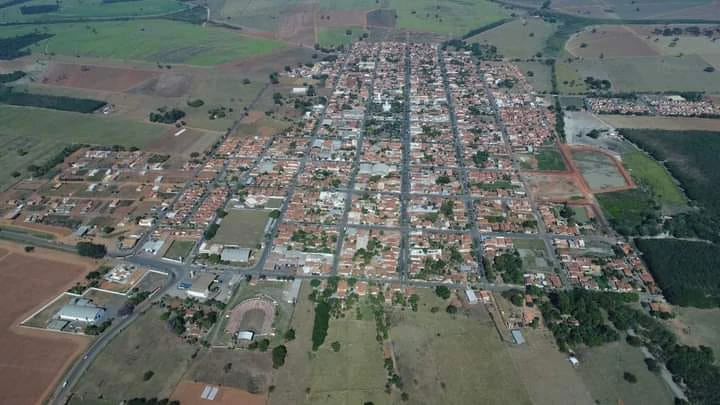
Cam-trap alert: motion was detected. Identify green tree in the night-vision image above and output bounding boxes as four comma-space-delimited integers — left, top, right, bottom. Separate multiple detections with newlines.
435, 286, 451, 300
331, 341, 341, 352
272, 345, 287, 368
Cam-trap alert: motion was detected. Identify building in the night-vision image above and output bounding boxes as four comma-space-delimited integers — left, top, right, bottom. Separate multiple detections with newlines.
511, 329, 525, 345
57, 300, 106, 324
237, 330, 255, 341
465, 288, 478, 304
221, 247, 251, 263
186, 273, 216, 300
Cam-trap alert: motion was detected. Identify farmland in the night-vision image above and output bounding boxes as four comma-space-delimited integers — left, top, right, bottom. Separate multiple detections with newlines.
601, 115, 720, 131
621, 151, 686, 206
527, 0, 720, 20
317, 26, 368, 48
392, 0, 508, 35
390, 289, 531, 405
0, 20, 286, 65
0, 0, 185, 22
0, 105, 166, 190
71, 306, 197, 402
468, 18, 557, 59
0, 243, 91, 405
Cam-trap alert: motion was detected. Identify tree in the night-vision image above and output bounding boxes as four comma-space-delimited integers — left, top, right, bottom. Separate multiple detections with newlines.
435, 286, 451, 300
284, 328, 296, 341
269, 210, 281, 219
76, 242, 106, 258
331, 341, 341, 352
142, 370, 154, 381
645, 358, 661, 373
446, 304, 458, 314
258, 338, 270, 352
272, 345, 287, 368
24, 246, 34, 253
310, 279, 321, 288
623, 372, 637, 383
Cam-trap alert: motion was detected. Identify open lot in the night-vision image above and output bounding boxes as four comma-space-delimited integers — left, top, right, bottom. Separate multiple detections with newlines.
71, 306, 197, 402
213, 209, 270, 248
0, 0, 185, 23
188, 348, 273, 393
525, 173, 584, 201
0, 242, 91, 405
515, 61, 554, 93
468, 18, 557, 59
0, 20, 286, 66
391, 289, 531, 405
576, 341, 674, 405
163, 240, 195, 261
566, 26, 660, 59
573, 150, 628, 190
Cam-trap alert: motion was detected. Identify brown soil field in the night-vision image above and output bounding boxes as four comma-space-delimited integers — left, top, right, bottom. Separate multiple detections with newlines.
525, 173, 585, 202
566, 26, 659, 58
317, 10, 367, 27
600, 115, 720, 131
42, 62, 158, 92
0, 241, 92, 405
278, 11, 316, 47
127, 73, 193, 98
367, 8, 397, 28
171, 381, 267, 405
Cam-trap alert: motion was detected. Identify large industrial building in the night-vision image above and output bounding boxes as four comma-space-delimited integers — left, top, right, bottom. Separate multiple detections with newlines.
56, 299, 106, 324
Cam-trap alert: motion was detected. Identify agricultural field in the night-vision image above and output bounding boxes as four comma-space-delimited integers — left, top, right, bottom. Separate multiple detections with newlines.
0, 243, 91, 405
576, 341, 674, 405
0, 20, 286, 66
390, 289, 531, 405
0, 105, 167, 190
70, 306, 197, 402
317, 26, 368, 48
602, 116, 720, 131
621, 151, 686, 207
392, 0, 509, 35
468, 17, 557, 59
0, 0, 186, 23
541, 0, 719, 20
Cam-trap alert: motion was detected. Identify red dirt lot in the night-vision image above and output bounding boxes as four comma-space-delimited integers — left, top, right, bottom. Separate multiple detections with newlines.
0, 243, 91, 405
42, 62, 158, 92
171, 381, 267, 405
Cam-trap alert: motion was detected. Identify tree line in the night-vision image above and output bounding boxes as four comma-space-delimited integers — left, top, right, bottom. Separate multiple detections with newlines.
0, 32, 54, 60
0, 86, 106, 113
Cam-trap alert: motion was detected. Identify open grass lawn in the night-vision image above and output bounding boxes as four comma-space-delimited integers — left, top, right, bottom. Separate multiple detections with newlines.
0, 105, 166, 191
71, 307, 197, 402
0, 20, 285, 65
162, 239, 195, 261
317, 26, 368, 48
213, 209, 269, 248
622, 151, 686, 206
536, 149, 566, 171
391, 289, 531, 405
468, 18, 557, 59
577, 341, 674, 405
391, 0, 508, 35
0, 0, 185, 22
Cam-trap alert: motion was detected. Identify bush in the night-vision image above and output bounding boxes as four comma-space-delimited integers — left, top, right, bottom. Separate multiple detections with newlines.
284, 328, 296, 341
446, 305, 458, 314
331, 341, 341, 352
149, 108, 185, 124
435, 286, 451, 300
187, 99, 204, 108
623, 371, 637, 383
77, 242, 107, 258
142, 370, 154, 381
645, 358, 661, 373
272, 345, 287, 368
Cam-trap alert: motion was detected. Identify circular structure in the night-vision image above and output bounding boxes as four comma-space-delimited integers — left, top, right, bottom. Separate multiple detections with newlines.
225, 297, 275, 336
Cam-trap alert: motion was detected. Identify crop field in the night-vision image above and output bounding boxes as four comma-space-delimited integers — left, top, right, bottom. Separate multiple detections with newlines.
576, 341, 674, 405
0, 243, 91, 405
392, 0, 508, 35
0, 20, 286, 66
549, 0, 718, 20
622, 151, 685, 206
0, 0, 185, 23
0, 105, 166, 190
317, 26, 368, 48
71, 306, 197, 402
213, 209, 270, 248
468, 18, 557, 59
391, 289, 531, 405
572, 151, 628, 190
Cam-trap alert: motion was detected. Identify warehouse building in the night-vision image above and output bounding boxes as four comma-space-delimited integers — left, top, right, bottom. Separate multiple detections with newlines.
56, 299, 106, 324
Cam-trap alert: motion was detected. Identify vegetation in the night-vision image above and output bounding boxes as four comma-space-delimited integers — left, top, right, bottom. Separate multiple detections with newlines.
204, 223, 219, 240
596, 189, 659, 237
0, 71, 25, 83
494, 251, 523, 284
20, 4, 58, 14
435, 286, 451, 300
0, 0, 29, 10
622, 151, 685, 206
272, 344, 287, 368
536, 149, 566, 171
635, 239, 720, 308
149, 107, 185, 124
76, 241, 107, 258
0, 87, 106, 113
0, 32, 53, 59
311, 301, 331, 350
27, 143, 82, 178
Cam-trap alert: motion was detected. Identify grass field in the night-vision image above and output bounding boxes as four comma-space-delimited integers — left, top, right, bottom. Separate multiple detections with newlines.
622, 151, 686, 206
0, 20, 286, 66
391, 289, 531, 405
392, 0, 508, 35
536, 149, 566, 171
602, 115, 720, 131
317, 26, 368, 48
213, 209, 269, 248
669, 306, 720, 359
467, 18, 557, 59
0, 0, 185, 22
577, 341, 674, 405
515, 61, 553, 93
163, 240, 195, 261
71, 306, 197, 402
0, 105, 166, 190
596, 189, 656, 235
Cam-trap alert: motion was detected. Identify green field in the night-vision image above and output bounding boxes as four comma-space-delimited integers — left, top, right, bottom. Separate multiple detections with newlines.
163, 239, 195, 261
536, 149, 566, 171
577, 342, 674, 405
467, 18, 557, 59
622, 151, 686, 206
670, 306, 720, 358
212, 209, 269, 248
0, 0, 185, 22
391, 289, 531, 405
317, 26, 368, 48
0, 20, 286, 65
0, 105, 166, 190
596, 189, 658, 236
71, 307, 197, 402
392, 0, 508, 35
515, 61, 554, 93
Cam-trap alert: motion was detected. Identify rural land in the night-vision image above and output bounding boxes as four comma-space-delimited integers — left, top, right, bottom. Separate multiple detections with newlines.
0, 0, 720, 405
